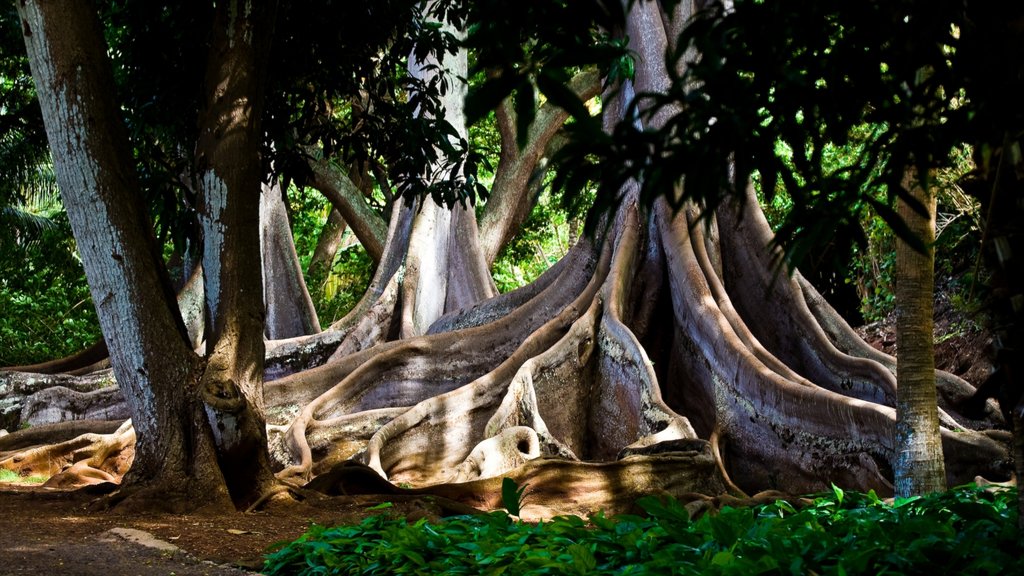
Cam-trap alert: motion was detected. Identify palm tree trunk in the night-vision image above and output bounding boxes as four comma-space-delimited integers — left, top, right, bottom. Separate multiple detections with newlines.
894, 170, 946, 496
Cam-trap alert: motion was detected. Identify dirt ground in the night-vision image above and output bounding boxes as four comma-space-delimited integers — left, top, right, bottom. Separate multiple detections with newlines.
0, 483, 436, 576
856, 285, 994, 386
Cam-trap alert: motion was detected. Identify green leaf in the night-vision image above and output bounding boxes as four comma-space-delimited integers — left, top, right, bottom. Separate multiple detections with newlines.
831, 483, 845, 506
501, 477, 528, 517
568, 543, 597, 574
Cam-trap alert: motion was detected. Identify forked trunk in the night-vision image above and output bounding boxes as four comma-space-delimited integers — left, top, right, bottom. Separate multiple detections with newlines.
15, 0, 233, 510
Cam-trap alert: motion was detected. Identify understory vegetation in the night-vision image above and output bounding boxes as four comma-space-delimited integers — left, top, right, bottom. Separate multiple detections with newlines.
0, 212, 100, 366
264, 484, 1021, 576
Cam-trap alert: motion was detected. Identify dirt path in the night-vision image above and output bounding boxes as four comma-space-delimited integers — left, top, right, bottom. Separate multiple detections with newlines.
0, 485, 408, 576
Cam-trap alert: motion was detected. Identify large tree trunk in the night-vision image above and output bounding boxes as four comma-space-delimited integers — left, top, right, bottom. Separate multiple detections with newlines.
260, 178, 321, 339
193, 0, 280, 508
893, 172, 945, 496
4, 0, 1011, 518
400, 19, 496, 337
14, 0, 231, 510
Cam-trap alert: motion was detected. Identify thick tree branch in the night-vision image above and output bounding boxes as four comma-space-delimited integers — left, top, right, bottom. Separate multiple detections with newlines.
479, 69, 602, 265
306, 153, 388, 263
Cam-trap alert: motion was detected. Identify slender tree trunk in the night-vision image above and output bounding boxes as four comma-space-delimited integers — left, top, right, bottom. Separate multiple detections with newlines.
894, 171, 945, 496
309, 209, 348, 277
307, 156, 387, 263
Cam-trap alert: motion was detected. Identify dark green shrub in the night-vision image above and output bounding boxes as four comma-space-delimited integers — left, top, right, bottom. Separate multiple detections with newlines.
264, 484, 1021, 576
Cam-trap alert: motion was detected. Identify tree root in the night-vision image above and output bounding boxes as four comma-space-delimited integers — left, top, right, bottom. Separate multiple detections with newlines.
709, 427, 748, 498
0, 419, 134, 487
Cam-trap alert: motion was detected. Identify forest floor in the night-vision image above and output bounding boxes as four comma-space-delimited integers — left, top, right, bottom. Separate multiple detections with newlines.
855, 280, 994, 385
0, 287, 997, 576
0, 484, 450, 575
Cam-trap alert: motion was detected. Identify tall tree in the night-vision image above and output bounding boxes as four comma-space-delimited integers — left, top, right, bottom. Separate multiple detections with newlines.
894, 171, 945, 496
11, 0, 279, 510
1, 0, 1013, 517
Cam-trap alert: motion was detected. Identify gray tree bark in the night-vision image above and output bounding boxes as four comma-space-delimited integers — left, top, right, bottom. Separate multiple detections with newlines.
16, 0, 231, 509
260, 179, 321, 339
193, 0, 281, 508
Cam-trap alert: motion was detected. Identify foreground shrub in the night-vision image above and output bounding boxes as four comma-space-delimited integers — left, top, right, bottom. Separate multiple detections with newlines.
264, 485, 1021, 575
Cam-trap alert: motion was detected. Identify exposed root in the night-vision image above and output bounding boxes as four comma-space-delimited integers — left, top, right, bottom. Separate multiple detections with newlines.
1, 419, 134, 486
0, 369, 119, 430
0, 419, 123, 456
243, 482, 323, 513
2, 339, 109, 375
709, 426, 748, 498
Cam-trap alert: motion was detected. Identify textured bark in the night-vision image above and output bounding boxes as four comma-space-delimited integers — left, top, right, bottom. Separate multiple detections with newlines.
0, 368, 116, 431
15, 0, 230, 510
0, 419, 123, 457
0, 419, 134, 487
893, 173, 946, 496
194, 0, 280, 508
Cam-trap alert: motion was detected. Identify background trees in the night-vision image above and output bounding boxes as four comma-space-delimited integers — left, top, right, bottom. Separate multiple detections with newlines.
1, 0, 1018, 517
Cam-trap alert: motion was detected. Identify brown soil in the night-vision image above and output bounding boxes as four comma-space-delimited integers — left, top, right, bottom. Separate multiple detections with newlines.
856, 284, 994, 387
0, 484, 441, 575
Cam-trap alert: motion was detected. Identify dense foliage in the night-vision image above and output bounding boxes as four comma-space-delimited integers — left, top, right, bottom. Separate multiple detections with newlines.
0, 8, 101, 365
0, 192, 100, 366
264, 485, 1021, 576
0, 264, 99, 367
464, 0, 1023, 283
756, 137, 983, 324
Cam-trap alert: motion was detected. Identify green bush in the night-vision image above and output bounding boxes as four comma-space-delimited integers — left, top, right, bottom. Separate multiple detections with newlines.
264, 484, 1021, 576
313, 245, 375, 324
0, 211, 100, 367
492, 194, 578, 294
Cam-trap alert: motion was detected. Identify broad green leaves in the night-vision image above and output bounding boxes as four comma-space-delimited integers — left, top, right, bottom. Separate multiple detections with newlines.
264, 485, 1022, 576
501, 477, 528, 517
